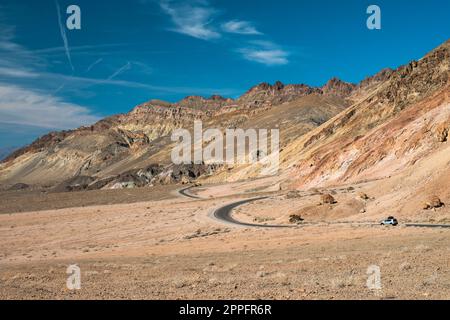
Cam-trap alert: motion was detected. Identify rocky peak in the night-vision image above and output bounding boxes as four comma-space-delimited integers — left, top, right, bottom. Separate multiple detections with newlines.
273, 81, 285, 90
321, 77, 356, 98
357, 68, 394, 91
242, 81, 285, 96
238, 81, 320, 107
209, 94, 228, 101
177, 95, 233, 110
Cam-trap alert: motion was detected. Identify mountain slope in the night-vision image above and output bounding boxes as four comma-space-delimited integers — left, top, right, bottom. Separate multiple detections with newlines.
0, 81, 350, 189
1, 40, 448, 195
281, 39, 449, 188
0, 147, 17, 161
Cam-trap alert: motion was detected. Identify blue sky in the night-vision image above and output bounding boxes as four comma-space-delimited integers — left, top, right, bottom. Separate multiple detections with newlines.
0, 0, 449, 149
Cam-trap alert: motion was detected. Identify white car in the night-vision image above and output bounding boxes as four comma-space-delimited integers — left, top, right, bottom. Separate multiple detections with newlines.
380, 216, 398, 226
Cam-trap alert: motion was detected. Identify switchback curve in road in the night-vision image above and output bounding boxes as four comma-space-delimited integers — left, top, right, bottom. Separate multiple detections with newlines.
211, 197, 297, 228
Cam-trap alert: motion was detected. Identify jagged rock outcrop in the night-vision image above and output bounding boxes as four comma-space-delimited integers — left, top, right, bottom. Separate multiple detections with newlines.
321, 78, 356, 98
238, 81, 322, 108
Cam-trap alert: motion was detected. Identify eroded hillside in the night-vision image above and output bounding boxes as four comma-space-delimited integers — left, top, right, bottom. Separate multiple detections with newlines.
1, 40, 448, 195
0, 78, 351, 190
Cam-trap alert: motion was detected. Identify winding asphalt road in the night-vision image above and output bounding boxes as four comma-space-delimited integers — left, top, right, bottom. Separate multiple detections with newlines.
211, 197, 297, 228
178, 187, 295, 228
405, 223, 450, 228
178, 186, 450, 229
178, 186, 202, 199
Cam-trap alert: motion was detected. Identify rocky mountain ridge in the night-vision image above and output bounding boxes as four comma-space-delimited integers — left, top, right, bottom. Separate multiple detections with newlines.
1, 39, 448, 194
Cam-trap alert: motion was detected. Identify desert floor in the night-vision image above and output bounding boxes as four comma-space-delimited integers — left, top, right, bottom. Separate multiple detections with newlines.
1, 178, 449, 300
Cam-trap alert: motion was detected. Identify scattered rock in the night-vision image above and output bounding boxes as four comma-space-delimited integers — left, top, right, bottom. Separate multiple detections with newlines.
173, 280, 187, 289
289, 214, 304, 224
256, 271, 267, 278
423, 196, 444, 210
8, 183, 30, 191
435, 123, 449, 142
54, 176, 95, 192
321, 194, 336, 205
253, 216, 274, 223
286, 190, 301, 199
310, 188, 320, 194
180, 176, 190, 185
183, 228, 230, 240
358, 192, 369, 200
399, 262, 412, 271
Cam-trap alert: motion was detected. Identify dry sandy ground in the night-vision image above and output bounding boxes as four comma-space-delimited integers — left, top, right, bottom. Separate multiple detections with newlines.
0, 185, 179, 214
1, 181, 450, 300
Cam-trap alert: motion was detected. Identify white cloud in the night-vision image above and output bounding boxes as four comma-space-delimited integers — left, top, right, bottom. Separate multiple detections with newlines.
43, 73, 239, 96
240, 49, 289, 66
0, 66, 37, 78
0, 16, 98, 131
0, 84, 100, 129
0, 22, 44, 74
157, 2, 288, 66
221, 20, 262, 35
238, 41, 289, 66
160, 0, 220, 40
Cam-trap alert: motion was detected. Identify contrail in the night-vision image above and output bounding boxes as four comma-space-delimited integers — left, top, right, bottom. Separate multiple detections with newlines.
107, 62, 131, 80
85, 58, 103, 73
55, 0, 74, 71
53, 83, 65, 94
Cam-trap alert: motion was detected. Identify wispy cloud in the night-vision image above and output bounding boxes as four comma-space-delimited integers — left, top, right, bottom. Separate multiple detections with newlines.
0, 84, 100, 129
130, 61, 153, 75
0, 22, 44, 73
157, 1, 288, 67
39, 72, 239, 96
160, 0, 220, 40
55, 0, 74, 71
0, 66, 37, 78
32, 43, 129, 56
0, 14, 98, 132
107, 62, 132, 80
238, 40, 289, 66
221, 20, 262, 35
